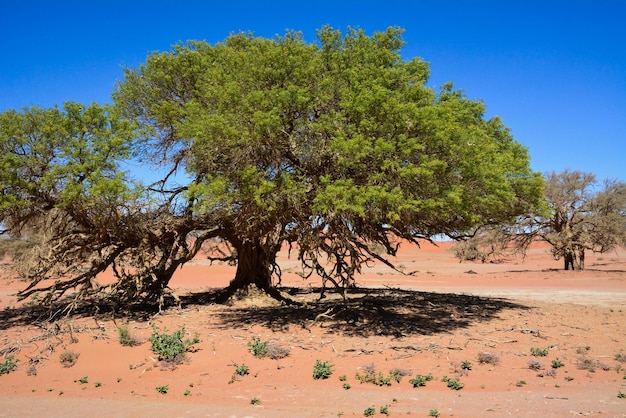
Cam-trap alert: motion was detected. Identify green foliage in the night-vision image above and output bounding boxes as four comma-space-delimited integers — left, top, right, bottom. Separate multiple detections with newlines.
551, 358, 564, 368
380, 405, 389, 415
429, 409, 441, 417
530, 347, 549, 357
342, 383, 351, 390
442, 375, 464, 390
461, 360, 472, 370
248, 336, 269, 358
156, 385, 169, 394
77, 376, 88, 384
618, 391, 625, 399
363, 406, 376, 417
110, 26, 543, 299
356, 366, 408, 386
233, 363, 250, 376
313, 360, 333, 380
0, 356, 18, 375
148, 326, 198, 362
250, 397, 261, 404
409, 373, 434, 388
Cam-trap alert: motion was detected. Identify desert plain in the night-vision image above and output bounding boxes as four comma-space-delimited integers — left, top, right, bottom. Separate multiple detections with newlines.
0, 241, 625, 417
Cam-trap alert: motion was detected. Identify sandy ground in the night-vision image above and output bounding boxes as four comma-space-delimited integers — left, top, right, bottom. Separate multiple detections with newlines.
0, 241, 625, 417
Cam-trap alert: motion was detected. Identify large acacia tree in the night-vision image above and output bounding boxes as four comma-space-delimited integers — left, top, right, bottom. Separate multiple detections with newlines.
2, 27, 543, 308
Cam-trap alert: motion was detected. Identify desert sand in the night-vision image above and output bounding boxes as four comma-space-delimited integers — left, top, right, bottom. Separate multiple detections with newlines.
1, 241, 625, 417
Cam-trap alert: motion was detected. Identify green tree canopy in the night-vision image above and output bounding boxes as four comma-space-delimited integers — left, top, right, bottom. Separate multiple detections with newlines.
2, 27, 543, 309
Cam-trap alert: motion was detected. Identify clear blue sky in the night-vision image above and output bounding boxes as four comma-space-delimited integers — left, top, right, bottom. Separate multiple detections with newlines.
1, 0, 624, 182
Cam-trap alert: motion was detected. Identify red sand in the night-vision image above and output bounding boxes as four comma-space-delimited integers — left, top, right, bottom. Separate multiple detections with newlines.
1, 241, 625, 417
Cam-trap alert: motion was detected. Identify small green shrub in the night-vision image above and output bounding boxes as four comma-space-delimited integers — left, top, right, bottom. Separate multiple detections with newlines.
313, 360, 333, 380
390, 368, 410, 383
59, 351, 79, 368
356, 368, 391, 386
442, 375, 464, 390
551, 358, 564, 368
148, 326, 198, 362
339, 375, 347, 381
380, 405, 389, 415
461, 360, 472, 370
516, 380, 527, 387
363, 406, 376, 417
250, 397, 261, 404
342, 383, 351, 390
530, 347, 549, 357
183, 389, 191, 396
117, 325, 140, 347
233, 363, 250, 376
409, 373, 434, 388
94, 381, 102, 388
156, 384, 169, 394
248, 337, 269, 358
0, 356, 18, 375
356, 365, 408, 386
77, 376, 88, 384
429, 410, 440, 417
618, 391, 625, 399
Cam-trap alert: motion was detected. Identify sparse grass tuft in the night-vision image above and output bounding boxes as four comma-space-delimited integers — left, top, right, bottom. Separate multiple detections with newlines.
117, 325, 140, 347
59, 350, 79, 368
477, 352, 500, 365
461, 360, 472, 370
528, 359, 542, 371
266, 343, 291, 359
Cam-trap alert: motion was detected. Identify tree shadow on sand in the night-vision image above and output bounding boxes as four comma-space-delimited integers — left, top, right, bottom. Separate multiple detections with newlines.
203, 287, 529, 338
0, 286, 528, 339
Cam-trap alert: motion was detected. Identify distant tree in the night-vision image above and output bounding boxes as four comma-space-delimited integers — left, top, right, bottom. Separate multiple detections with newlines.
1, 27, 543, 310
531, 170, 626, 270
455, 170, 626, 270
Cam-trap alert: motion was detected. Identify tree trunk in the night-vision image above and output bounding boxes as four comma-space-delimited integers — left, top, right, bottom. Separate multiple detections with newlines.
229, 240, 273, 291
564, 251, 575, 270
